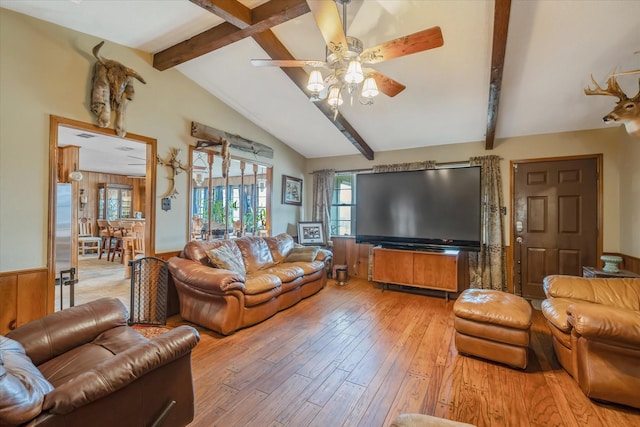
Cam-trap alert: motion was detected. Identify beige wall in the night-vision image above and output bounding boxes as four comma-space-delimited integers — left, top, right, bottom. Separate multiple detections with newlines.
618, 130, 640, 257
306, 126, 638, 257
0, 9, 305, 272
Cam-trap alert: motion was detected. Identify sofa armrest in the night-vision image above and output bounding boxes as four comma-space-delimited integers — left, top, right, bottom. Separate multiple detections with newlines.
567, 302, 640, 348
169, 257, 245, 295
42, 326, 200, 415
315, 248, 332, 264
7, 298, 128, 366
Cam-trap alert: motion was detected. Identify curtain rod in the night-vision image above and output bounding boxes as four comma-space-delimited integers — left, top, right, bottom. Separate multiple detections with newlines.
311, 161, 470, 175
310, 157, 503, 175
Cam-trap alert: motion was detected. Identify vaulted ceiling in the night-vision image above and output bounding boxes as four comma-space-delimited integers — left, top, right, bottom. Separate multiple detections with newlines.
2, 0, 639, 160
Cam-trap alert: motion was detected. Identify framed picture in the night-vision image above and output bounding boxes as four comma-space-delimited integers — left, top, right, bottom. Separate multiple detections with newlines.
282, 175, 302, 206
298, 221, 325, 245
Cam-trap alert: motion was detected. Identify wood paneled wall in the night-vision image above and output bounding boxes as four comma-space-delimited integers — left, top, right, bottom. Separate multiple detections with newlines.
330, 237, 372, 279
0, 268, 48, 334
78, 171, 145, 231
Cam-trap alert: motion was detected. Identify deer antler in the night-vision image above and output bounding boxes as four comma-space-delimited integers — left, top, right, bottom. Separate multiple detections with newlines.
584, 74, 628, 101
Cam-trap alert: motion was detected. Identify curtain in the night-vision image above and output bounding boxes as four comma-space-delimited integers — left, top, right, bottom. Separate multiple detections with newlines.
372, 160, 437, 173
468, 155, 506, 291
311, 169, 335, 242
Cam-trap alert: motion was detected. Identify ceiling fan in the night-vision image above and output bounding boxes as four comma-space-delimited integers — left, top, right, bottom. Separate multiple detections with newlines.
251, 0, 444, 114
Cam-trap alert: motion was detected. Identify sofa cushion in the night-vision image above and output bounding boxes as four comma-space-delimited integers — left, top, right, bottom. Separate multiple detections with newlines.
264, 233, 296, 263
206, 245, 246, 275
235, 236, 275, 273
0, 336, 54, 426
285, 246, 319, 262
285, 260, 326, 275
38, 327, 149, 388
262, 265, 305, 282
244, 274, 282, 295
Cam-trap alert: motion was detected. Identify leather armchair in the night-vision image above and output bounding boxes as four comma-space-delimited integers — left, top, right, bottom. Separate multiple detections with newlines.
0, 298, 200, 426
541, 275, 640, 408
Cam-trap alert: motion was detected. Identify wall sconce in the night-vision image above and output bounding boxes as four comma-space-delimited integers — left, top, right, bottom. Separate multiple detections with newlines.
79, 189, 88, 209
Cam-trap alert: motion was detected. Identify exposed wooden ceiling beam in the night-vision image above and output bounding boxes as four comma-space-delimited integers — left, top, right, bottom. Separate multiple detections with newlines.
253, 30, 375, 160
485, 0, 512, 150
153, 0, 309, 70
155, 0, 374, 159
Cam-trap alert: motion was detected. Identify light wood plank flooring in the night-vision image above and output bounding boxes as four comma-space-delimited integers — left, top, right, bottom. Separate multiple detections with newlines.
167, 278, 640, 427
55, 253, 130, 312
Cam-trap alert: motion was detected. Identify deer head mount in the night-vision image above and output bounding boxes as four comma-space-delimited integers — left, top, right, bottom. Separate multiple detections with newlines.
584, 72, 640, 138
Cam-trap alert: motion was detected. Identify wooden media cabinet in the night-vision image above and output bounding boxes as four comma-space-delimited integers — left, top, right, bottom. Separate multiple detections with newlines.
372, 247, 461, 300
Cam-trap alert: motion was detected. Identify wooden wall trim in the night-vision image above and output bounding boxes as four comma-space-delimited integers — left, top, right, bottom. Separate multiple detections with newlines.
154, 250, 182, 261
0, 267, 49, 278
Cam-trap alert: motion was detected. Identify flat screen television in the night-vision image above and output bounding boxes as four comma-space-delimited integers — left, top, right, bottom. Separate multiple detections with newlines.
356, 167, 481, 251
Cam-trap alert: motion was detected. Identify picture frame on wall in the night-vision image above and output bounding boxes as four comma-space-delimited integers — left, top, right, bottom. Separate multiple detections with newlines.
282, 175, 302, 206
298, 221, 325, 245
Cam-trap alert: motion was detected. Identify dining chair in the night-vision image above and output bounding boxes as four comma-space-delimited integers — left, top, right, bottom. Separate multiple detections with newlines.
77, 218, 101, 255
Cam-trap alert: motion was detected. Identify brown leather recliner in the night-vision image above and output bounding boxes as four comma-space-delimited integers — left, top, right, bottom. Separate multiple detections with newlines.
541, 275, 640, 408
0, 298, 200, 426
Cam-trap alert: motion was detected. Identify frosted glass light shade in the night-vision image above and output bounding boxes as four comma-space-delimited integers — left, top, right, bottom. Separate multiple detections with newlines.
344, 60, 364, 84
327, 86, 343, 107
361, 77, 379, 98
307, 70, 324, 93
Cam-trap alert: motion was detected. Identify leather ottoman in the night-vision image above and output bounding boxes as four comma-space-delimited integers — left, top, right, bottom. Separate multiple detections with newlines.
453, 289, 532, 369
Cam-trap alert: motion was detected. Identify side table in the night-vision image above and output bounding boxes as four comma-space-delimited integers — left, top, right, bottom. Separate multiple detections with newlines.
582, 266, 640, 279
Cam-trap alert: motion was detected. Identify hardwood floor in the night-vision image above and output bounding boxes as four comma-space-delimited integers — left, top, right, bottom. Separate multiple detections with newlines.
167, 278, 640, 427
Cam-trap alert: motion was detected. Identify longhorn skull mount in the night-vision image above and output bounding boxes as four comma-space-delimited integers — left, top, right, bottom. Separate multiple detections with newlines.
90, 41, 146, 137
584, 69, 640, 139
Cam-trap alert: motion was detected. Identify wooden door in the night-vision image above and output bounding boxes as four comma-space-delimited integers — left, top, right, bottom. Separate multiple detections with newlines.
513, 157, 599, 299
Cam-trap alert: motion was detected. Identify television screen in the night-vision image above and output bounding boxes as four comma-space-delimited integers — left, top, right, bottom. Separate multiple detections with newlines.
356, 167, 481, 251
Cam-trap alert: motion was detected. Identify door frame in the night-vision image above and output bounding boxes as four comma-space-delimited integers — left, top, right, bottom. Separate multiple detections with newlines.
47, 115, 157, 313
510, 154, 603, 295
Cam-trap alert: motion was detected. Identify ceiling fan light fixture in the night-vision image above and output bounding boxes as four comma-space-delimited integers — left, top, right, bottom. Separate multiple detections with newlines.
307, 70, 325, 93
327, 86, 344, 107
345, 60, 364, 84
361, 77, 379, 98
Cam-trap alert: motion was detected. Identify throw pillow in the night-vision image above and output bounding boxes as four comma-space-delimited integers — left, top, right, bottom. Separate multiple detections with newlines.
285, 246, 319, 263
206, 245, 246, 275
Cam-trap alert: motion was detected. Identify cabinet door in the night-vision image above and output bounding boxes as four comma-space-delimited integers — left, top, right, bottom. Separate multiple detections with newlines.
372, 249, 413, 284
120, 188, 133, 218
413, 252, 458, 291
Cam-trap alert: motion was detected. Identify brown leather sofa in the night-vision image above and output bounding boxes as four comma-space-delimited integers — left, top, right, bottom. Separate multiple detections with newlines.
0, 298, 200, 426
541, 275, 640, 408
168, 233, 332, 335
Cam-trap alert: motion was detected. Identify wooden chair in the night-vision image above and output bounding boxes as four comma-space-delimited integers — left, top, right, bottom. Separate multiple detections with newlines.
97, 219, 112, 260
131, 221, 145, 258
107, 220, 125, 262
78, 218, 101, 255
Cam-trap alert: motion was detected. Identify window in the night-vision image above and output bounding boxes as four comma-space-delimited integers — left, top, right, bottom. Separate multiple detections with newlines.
330, 173, 357, 236
189, 149, 272, 240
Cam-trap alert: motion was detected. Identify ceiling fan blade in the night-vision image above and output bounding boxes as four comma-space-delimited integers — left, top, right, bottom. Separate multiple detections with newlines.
368, 70, 406, 97
307, 0, 348, 55
251, 59, 326, 68
361, 26, 444, 64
